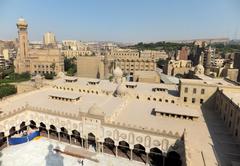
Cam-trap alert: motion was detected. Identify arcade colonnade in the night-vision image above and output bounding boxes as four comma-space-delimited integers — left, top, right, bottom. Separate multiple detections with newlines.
0, 108, 183, 166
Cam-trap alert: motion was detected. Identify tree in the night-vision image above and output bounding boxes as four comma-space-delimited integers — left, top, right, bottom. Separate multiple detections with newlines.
0, 84, 17, 98
157, 59, 167, 69
64, 57, 77, 76
44, 73, 54, 79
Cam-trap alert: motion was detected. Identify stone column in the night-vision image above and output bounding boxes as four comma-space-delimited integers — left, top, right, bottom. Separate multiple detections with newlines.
47, 129, 50, 139
162, 153, 166, 166
146, 153, 149, 165
6, 137, 9, 147
130, 149, 133, 160
81, 138, 83, 147
69, 135, 71, 144
85, 138, 88, 149
102, 143, 104, 153
115, 146, 118, 157
58, 132, 61, 142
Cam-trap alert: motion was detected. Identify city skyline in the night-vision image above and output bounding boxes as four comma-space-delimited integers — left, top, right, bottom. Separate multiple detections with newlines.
0, 0, 240, 42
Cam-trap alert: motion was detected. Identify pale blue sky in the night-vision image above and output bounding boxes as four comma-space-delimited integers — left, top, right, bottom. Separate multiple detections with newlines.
0, 0, 240, 42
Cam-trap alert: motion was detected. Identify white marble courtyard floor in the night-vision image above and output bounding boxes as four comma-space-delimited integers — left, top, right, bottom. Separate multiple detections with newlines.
0, 137, 144, 166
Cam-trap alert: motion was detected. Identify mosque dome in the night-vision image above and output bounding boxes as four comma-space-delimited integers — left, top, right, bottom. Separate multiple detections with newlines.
113, 66, 123, 77
35, 74, 42, 80
194, 64, 204, 75
57, 72, 65, 78
88, 104, 105, 116
115, 83, 127, 96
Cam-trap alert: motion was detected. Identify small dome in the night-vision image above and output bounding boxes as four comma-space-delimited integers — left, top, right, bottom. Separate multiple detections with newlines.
35, 74, 42, 79
116, 83, 127, 96
57, 72, 65, 78
88, 104, 105, 116
113, 66, 123, 77
194, 64, 204, 75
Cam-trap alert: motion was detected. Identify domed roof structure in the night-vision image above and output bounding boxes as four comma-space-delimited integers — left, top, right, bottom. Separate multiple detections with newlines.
57, 72, 65, 78
88, 104, 105, 116
35, 74, 42, 80
194, 64, 204, 75
115, 83, 127, 96
113, 66, 123, 77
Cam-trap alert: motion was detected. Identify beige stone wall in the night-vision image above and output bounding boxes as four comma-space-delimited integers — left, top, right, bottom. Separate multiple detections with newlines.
116, 59, 156, 74
179, 80, 240, 107
215, 90, 240, 141
164, 60, 192, 76
133, 72, 160, 83
62, 50, 92, 58
77, 56, 104, 79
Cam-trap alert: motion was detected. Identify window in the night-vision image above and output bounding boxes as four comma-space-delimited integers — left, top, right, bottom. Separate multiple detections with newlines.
192, 98, 195, 104
201, 89, 205, 94
184, 88, 188, 93
165, 99, 168, 103
193, 88, 197, 94
200, 99, 204, 104
229, 121, 232, 128
184, 97, 187, 102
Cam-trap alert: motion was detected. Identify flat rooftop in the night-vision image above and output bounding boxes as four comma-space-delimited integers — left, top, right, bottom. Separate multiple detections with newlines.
54, 76, 179, 96
180, 76, 237, 87
222, 90, 240, 105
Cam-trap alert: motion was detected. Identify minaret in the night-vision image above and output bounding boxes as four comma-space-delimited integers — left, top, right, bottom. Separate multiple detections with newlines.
104, 54, 109, 79
204, 46, 211, 75
16, 18, 29, 58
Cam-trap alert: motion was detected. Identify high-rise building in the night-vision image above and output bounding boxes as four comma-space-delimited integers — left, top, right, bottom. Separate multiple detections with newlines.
43, 32, 56, 46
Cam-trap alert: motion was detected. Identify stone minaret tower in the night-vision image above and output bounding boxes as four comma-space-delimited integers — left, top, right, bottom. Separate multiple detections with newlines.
104, 54, 109, 79
204, 46, 211, 75
14, 18, 30, 73
16, 18, 29, 59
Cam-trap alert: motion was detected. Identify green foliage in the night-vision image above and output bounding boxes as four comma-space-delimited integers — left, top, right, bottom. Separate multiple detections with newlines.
67, 68, 76, 76
212, 43, 240, 54
44, 73, 54, 80
64, 57, 77, 76
108, 76, 114, 81
0, 84, 17, 98
157, 59, 167, 68
0, 72, 30, 84
126, 42, 193, 53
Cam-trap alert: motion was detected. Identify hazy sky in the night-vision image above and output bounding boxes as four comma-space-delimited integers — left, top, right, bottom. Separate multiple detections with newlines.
0, 0, 240, 43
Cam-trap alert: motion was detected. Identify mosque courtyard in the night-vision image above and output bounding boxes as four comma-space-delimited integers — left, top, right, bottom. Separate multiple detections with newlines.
0, 137, 144, 166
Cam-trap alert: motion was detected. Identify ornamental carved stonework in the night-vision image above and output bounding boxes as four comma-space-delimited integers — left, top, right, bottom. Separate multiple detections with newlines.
153, 140, 161, 146
120, 133, 127, 140
136, 136, 143, 143
39, 116, 44, 122
61, 120, 65, 126
72, 123, 78, 130
106, 130, 112, 137
50, 118, 55, 124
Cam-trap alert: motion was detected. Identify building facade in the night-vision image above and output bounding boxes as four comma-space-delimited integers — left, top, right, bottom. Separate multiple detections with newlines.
14, 18, 64, 75
163, 60, 192, 76
43, 32, 56, 46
